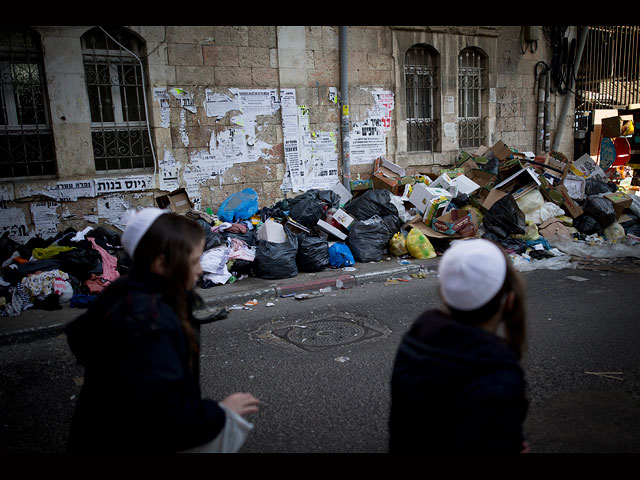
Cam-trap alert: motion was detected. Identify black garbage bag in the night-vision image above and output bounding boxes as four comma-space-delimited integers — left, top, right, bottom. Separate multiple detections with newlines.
254, 229, 299, 279
222, 229, 257, 247
344, 189, 398, 221
584, 177, 618, 196
450, 193, 470, 208
347, 215, 395, 263
229, 259, 254, 278
381, 214, 403, 237
573, 214, 603, 235
625, 223, 640, 237
196, 219, 226, 250
288, 196, 326, 229
482, 232, 528, 254
482, 195, 526, 239
296, 234, 329, 272
584, 196, 616, 227
0, 232, 21, 265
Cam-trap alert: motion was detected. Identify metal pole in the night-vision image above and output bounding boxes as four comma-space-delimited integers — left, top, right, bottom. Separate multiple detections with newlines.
552, 26, 589, 152
339, 26, 351, 191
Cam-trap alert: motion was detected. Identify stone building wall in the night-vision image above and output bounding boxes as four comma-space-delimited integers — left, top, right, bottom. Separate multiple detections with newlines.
0, 25, 576, 241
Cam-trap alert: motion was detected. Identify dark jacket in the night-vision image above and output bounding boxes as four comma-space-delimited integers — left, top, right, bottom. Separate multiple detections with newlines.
389, 309, 528, 452
66, 271, 226, 452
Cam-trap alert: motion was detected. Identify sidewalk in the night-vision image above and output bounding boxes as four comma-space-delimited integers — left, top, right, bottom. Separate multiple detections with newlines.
0, 256, 440, 346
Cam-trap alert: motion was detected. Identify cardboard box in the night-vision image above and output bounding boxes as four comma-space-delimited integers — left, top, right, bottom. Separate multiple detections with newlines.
537, 175, 584, 218
317, 219, 348, 241
408, 183, 452, 214
282, 216, 311, 235
350, 179, 373, 192
494, 167, 542, 195
372, 157, 415, 195
155, 188, 193, 214
257, 219, 286, 243
423, 195, 451, 227
332, 208, 355, 230
602, 116, 624, 138
449, 174, 481, 196
431, 209, 474, 235
541, 151, 571, 183
491, 140, 514, 161
604, 192, 633, 219
563, 175, 586, 200
403, 208, 478, 239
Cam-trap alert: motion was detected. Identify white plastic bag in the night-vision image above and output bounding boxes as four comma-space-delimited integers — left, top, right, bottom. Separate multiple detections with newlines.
181, 403, 254, 453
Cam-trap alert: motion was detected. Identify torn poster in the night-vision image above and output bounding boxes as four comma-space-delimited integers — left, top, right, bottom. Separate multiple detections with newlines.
170, 87, 197, 113
350, 89, 395, 165
179, 109, 189, 147
159, 149, 181, 192
153, 87, 171, 128
0, 184, 15, 201
0, 206, 30, 241
97, 195, 131, 231
16, 180, 95, 202
95, 175, 154, 195
30, 202, 59, 239
204, 90, 241, 119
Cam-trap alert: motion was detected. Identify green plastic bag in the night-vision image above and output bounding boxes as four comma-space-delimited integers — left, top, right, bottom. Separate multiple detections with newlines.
407, 227, 436, 259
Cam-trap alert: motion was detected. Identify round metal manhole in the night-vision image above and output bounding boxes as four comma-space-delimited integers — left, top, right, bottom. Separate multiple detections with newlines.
266, 316, 385, 352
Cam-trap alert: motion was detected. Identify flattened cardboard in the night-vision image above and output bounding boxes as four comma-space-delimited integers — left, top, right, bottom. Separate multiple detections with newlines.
372, 157, 414, 195
257, 219, 286, 243
332, 208, 355, 230
317, 219, 348, 241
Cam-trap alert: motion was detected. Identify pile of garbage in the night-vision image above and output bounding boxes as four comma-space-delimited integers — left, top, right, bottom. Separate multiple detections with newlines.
2, 140, 640, 317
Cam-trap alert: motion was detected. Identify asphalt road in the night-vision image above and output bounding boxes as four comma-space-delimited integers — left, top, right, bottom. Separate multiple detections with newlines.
1, 265, 639, 453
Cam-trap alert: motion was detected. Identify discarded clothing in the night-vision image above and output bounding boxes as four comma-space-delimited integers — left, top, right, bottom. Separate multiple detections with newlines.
21, 269, 70, 302
88, 237, 120, 282
31, 245, 76, 260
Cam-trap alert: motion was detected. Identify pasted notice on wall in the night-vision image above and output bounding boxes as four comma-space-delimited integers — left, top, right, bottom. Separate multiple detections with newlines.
159, 150, 181, 192
0, 206, 30, 242
153, 87, 171, 128
280, 89, 339, 193
16, 180, 95, 202
97, 194, 131, 231
30, 202, 59, 239
350, 89, 395, 165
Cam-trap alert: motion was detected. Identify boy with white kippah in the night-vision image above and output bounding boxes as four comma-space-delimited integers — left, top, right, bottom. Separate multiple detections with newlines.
389, 238, 530, 452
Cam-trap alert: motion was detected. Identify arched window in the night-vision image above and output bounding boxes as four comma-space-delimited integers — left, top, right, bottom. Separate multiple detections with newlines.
458, 47, 486, 148
82, 27, 153, 172
405, 44, 438, 152
0, 26, 56, 178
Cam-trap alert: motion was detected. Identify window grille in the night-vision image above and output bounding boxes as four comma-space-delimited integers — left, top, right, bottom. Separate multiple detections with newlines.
0, 26, 56, 179
458, 48, 485, 148
82, 27, 153, 173
405, 45, 438, 152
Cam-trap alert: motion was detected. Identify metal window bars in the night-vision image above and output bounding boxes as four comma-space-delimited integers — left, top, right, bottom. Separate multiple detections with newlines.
458, 49, 485, 148
0, 26, 56, 178
82, 27, 153, 172
575, 26, 640, 131
405, 46, 438, 152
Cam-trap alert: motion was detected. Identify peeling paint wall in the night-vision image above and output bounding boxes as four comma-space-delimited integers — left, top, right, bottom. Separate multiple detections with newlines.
0, 25, 573, 242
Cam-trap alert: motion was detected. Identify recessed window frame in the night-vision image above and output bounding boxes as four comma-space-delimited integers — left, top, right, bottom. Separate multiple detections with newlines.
458, 47, 487, 149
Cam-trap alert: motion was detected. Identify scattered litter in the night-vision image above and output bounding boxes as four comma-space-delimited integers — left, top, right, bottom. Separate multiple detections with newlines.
280, 293, 295, 298
228, 305, 245, 310
342, 267, 356, 272
335, 356, 350, 363
294, 293, 324, 300
335, 279, 343, 289
266, 302, 275, 307
584, 371, 624, 381
410, 273, 427, 279
397, 259, 412, 265
566, 276, 589, 282
244, 299, 258, 306
319, 286, 332, 293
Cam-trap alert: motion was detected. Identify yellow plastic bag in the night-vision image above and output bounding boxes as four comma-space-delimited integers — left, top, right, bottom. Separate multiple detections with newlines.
388, 232, 408, 256
407, 227, 436, 259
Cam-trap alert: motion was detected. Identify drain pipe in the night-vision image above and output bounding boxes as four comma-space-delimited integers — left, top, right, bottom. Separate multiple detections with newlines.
551, 25, 589, 152
340, 26, 351, 191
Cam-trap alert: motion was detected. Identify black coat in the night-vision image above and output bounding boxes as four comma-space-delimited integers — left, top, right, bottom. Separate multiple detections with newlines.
66, 271, 226, 452
389, 309, 528, 452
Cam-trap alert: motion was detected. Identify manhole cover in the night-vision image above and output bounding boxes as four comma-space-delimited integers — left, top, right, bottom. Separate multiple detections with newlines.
253, 314, 388, 352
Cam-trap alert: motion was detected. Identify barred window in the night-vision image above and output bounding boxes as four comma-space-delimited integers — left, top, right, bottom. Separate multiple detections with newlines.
458, 48, 486, 148
82, 27, 153, 173
405, 45, 438, 152
0, 26, 56, 179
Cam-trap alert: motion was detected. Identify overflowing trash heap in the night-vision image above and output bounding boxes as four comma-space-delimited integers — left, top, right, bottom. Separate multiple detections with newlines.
2, 138, 640, 318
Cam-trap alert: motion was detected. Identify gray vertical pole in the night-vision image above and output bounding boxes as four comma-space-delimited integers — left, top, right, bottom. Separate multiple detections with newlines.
552, 26, 589, 152
340, 26, 351, 191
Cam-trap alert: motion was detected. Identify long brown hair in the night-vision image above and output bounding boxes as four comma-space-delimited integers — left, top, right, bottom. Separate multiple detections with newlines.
446, 249, 528, 359
133, 213, 205, 370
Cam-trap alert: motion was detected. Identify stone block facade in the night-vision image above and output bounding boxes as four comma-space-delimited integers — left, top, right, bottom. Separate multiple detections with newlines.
0, 25, 577, 240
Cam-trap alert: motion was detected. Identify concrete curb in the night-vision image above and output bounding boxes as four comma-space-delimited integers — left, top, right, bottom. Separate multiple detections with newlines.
0, 260, 437, 346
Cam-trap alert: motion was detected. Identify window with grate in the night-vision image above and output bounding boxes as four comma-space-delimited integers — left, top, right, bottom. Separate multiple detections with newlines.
0, 26, 56, 179
405, 45, 438, 152
458, 48, 485, 148
82, 27, 153, 173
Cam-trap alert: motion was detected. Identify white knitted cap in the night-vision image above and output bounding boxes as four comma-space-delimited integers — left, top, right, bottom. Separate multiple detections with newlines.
121, 208, 166, 257
438, 239, 507, 311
